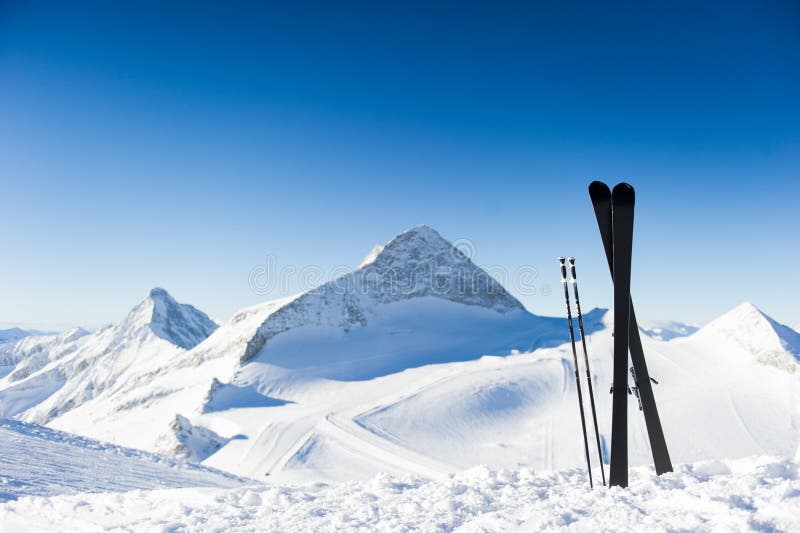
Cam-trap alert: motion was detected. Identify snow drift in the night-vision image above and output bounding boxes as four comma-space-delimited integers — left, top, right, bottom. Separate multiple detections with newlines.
1, 455, 797, 532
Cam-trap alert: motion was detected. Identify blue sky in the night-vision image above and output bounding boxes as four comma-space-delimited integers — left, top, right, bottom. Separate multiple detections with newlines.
1, 2, 798, 329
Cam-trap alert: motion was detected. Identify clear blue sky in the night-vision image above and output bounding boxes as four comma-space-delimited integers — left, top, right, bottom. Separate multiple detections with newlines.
1, 1, 798, 329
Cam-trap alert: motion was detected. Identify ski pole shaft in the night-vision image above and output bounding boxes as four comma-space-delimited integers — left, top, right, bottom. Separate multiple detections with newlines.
559, 257, 593, 488
568, 257, 607, 486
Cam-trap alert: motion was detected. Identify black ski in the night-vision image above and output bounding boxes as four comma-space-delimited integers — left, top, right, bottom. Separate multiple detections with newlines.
558, 257, 594, 488
609, 183, 634, 487
588, 181, 673, 481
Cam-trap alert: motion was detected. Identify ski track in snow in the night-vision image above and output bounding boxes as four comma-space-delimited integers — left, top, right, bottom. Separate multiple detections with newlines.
0, 456, 797, 532
727, 391, 765, 453
325, 413, 454, 477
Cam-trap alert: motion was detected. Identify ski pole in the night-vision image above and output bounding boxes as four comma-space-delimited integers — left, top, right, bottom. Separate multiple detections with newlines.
559, 257, 593, 488
568, 257, 607, 486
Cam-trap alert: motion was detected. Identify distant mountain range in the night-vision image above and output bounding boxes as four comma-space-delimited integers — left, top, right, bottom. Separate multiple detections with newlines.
0, 327, 56, 345
0, 225, 798, 484
639, 320, 700, 341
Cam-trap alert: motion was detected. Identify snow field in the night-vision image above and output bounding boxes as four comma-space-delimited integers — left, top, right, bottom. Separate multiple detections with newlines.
1, 456, 797, 532
0, 420, 246, 502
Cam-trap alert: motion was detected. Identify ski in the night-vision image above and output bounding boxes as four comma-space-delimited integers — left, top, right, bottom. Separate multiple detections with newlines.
558, 257, 594, 488
568, 257, 606, 486
588, 181, 673, 479
608, 183, 634, 488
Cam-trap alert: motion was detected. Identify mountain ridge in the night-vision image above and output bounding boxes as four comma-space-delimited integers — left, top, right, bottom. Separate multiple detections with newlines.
0, 327, 57, 345
240, 225, 524, 364
694, 301, 800, 371
0, 288, 219, 426
121, 287, 218, 350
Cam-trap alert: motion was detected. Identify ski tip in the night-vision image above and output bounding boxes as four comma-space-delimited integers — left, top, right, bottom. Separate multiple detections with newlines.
557, 256, 566, 264
588, 181, 611, 198
611, 182, 635, 204
568, 257, 575, 264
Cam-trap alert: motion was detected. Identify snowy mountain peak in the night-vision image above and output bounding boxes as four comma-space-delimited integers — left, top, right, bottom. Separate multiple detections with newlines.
357, 225, 523, 312
705, 302, 769, 333
240, 226, 524, 363
61, 327, 90, 342
0, 289, 220, 426
122, 288, 218, 350
148, 287, 171, 301
356, 226, 446, 269
368, 225, 460, 268
700, 302, 800, 371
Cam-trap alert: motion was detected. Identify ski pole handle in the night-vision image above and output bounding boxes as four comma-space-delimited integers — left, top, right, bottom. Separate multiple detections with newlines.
568, 257, 577, 282
558, 257, 567, 281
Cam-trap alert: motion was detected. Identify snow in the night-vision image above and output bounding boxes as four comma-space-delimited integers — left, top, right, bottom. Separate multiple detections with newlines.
0, 289, 221, 453
0, 328, 87, 378
116, 287, 218, 350
143, 287, 219, 349
190, 301, 800, 485
357, 243, 385, 268
0, 226, 551, 462
239, 225, 524, 364
0, 419, 246, 502
1, 225, 800, 530
0, 455, 797, 531
695, 302, 800, 371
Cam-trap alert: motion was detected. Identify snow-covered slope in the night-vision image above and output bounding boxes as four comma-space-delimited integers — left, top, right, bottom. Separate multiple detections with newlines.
0, 419, 246, 502
2, 456, 797, 532
194, 303, 800, 485
0, 329, 88, 383
691, 302, 800, 371
0, 328, 62, 379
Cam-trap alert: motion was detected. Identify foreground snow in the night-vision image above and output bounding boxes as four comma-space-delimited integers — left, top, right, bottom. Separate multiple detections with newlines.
1, 455, 797, 532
